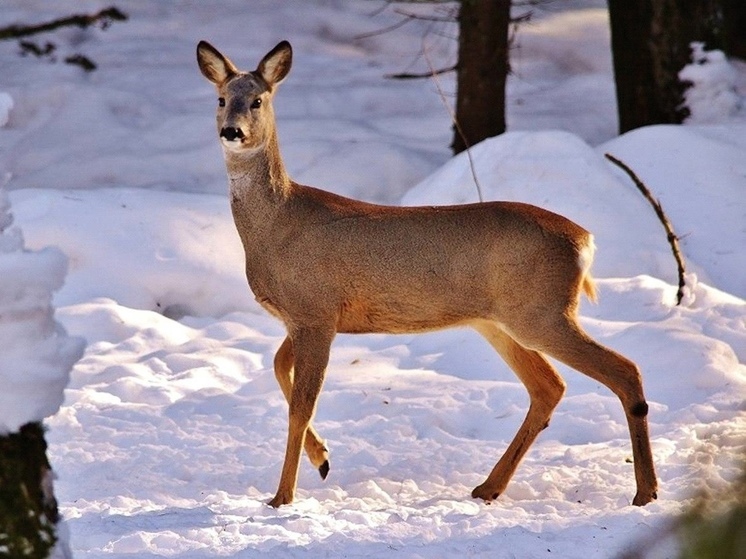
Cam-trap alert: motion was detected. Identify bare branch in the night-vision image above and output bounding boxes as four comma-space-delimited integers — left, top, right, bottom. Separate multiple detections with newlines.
0, 7, 127, 41
65, 54, 96, 72
605, 153, 687, 305
385, 63, 456, 79
19, 40, 56, 58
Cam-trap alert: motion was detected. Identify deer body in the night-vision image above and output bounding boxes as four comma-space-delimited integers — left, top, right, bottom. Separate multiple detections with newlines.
236, 186, 591, 336
197, 40, 658, 509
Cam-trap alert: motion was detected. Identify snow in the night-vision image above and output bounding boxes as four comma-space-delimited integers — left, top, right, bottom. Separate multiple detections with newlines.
0, 92, 12, 128
402, 125, 746, 297
0, 1, 745, 557
0, 173, 84, 434
680, 43, 742, 124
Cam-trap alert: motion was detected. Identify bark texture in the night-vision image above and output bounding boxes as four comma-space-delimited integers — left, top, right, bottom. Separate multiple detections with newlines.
452, 0, 511, 154
0, 422, 59, 558
608, 0, 725, 133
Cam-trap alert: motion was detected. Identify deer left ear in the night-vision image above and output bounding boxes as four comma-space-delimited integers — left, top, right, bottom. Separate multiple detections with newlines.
257, 41, 292, 88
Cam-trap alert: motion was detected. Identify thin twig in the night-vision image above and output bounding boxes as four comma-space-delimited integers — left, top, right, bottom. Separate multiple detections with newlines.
355, 16, 411, 40
356, 3, 457, 40
604, 153, 687, 305
393, 8, 457, 23
423, 45, 484, 203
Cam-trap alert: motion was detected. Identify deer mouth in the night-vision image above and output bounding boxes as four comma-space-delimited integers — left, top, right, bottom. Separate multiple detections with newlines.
219, 135, 263, 155
219, 126, 248, 151
220, 136, 244, 151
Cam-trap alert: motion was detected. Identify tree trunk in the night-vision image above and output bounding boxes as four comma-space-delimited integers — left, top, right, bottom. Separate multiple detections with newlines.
0, 422, 61, 558
452, 0, 511, 155
608, 0, 725, 134
723, 0, 746, 59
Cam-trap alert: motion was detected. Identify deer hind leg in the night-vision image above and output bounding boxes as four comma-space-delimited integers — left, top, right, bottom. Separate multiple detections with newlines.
527, 317, 658, 506
471, 321, 567, 503
269, 327, 334, 508
273, 336, 330, 481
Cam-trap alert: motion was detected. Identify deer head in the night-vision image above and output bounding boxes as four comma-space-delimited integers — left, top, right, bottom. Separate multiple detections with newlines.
197, 40, 292, 154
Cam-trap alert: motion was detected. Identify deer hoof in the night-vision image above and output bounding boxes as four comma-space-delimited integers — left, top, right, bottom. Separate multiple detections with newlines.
632, 489, 658, 506
471, 484, 500, 503
268, 492, 294, 508
318, 460, 330, 480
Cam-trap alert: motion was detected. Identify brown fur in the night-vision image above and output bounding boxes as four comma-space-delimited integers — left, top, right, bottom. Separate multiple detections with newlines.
197, 40, 658, 508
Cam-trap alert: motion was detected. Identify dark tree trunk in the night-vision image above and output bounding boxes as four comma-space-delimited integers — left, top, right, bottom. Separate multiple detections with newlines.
608, 0, 725, 134
0, 422, 60, 557
452, 0, 511, 155
723, 0, 746, 60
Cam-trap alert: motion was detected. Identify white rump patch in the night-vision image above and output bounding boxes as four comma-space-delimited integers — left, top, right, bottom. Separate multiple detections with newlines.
578, 235, 596, 276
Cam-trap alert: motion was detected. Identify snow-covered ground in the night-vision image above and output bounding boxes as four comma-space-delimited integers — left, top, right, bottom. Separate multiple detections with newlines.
1, 1, 745, 557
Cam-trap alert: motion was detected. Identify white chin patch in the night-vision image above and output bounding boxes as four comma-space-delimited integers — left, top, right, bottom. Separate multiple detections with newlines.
220, 138, 243, 151
220, 140, 263, 156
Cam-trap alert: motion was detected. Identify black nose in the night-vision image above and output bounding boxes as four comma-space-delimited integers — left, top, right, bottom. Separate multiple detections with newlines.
220, 127, 244, 141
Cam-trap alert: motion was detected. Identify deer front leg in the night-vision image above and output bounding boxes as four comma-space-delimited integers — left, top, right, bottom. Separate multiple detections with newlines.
269, 327, 334, 508
274, 336, 330, 479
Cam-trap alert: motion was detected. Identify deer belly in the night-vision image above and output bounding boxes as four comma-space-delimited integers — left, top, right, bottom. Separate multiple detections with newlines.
336, 295, 471, 334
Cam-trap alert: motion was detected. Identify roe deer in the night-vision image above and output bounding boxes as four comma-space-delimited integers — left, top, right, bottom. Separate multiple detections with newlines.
196, 40, 658, 509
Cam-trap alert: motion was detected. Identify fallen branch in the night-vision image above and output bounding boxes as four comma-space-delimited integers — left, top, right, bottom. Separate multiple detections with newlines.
604, 153, 687, 305
0, 7, 127, 41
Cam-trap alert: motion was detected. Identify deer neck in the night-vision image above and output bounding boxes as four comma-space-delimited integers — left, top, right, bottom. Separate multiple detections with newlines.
224, 131, 292, 205
222, 130, 293, 263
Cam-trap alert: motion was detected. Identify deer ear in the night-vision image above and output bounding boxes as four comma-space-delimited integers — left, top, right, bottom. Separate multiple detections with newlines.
197, 41, 238, 84
257, 41, 292, 88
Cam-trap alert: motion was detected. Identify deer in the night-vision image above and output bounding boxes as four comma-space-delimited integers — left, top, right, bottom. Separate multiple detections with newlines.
196, 40, 658, 509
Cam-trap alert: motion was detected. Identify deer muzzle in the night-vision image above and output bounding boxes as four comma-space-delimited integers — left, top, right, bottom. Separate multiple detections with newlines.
220, 126, 245, 142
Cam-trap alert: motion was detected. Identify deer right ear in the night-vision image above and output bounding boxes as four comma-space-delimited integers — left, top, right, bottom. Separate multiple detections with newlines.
197, 41, 238, 84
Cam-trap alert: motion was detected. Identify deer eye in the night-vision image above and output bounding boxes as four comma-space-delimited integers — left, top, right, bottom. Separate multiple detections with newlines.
250, 98, 262, 110
218, 97, 225, 107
